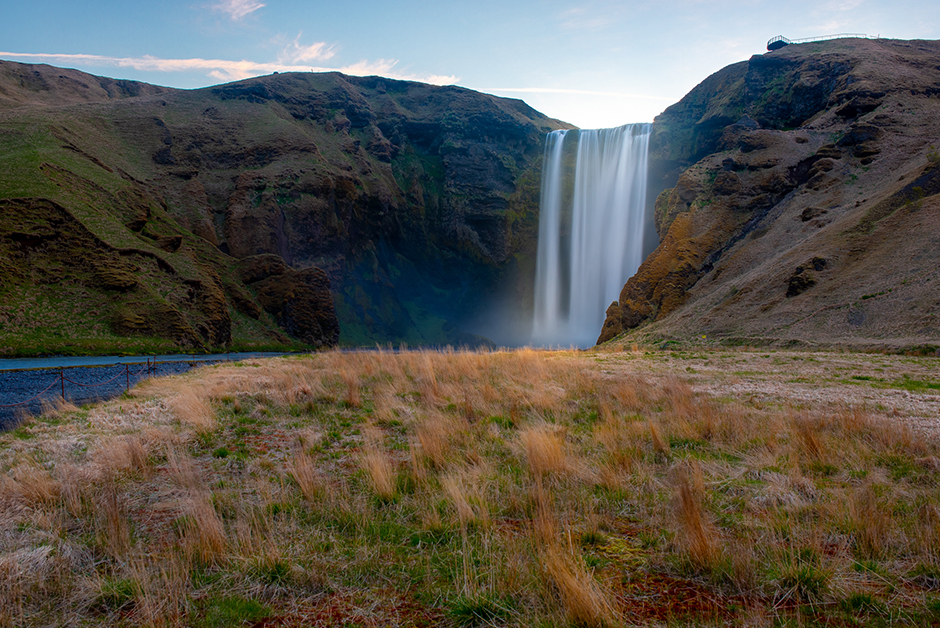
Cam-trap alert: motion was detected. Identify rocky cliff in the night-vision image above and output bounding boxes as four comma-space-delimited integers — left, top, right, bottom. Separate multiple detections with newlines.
0, 61, 568, 355
600, 38, 940, 351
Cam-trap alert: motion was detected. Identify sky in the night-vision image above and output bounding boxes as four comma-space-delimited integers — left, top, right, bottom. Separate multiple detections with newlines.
1, 1, 938, 129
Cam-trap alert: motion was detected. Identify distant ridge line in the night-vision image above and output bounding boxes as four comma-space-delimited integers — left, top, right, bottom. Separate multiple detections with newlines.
767, 33, 878, 51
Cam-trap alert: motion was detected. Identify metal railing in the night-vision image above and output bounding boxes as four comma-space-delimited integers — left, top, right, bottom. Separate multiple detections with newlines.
767, 33, 876, 50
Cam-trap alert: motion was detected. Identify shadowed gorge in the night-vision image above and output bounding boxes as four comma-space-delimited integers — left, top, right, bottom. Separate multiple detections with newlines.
0, 62, 571, 354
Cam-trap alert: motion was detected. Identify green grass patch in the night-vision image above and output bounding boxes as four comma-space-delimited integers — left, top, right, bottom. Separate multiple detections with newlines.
193, 595, 270, 628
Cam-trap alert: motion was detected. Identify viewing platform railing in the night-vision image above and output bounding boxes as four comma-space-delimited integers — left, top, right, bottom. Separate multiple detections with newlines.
767, 33, 877, 51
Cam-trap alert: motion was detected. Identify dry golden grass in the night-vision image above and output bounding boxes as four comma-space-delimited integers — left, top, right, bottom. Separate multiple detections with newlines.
165, 445, 201, 490
289, 446, 328, 502
672, 460, 721, 569
0, 347, 938, 627
519, 422, 567, 476
92, 434, 151, 477
443, 464, 491, 529
4, 463, 59, 507
648, 419, 670, 458
179, 492, 226, 565
793, 413, 826, 462
848, 483, 892, 559
127, 553, 189, 628
95, 475, 132, 559
339, 367, 361, 408
38, 396, 79, 418
361, 425, 397, 501
414, 411, 454, 469
56, 463, 85, 517
166, 390, 215, 435
539, 541, 616, 628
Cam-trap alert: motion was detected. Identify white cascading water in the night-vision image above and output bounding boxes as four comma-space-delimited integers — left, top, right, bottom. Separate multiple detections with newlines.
532, 123, 651, 347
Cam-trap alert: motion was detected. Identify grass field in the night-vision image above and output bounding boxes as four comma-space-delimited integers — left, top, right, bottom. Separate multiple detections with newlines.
1, 346, 939, 627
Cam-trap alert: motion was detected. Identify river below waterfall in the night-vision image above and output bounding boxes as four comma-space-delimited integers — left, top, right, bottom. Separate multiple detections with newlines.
0, 352, 289, 430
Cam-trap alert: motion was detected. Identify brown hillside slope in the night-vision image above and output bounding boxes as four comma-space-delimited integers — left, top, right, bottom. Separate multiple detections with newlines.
0, 61, 170, 108
600, 38, 940, 351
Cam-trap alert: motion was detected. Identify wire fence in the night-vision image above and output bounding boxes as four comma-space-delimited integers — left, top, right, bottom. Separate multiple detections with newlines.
0, 353, 283, 427
0, 360, 159, 410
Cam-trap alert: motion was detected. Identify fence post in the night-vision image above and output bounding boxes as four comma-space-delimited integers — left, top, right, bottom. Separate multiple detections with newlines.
60, 369, 65, 400
126, 364, 130, 392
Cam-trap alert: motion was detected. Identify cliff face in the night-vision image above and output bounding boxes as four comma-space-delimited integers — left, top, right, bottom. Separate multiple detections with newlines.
0, 62, 568, 354
600, 39, 940, 350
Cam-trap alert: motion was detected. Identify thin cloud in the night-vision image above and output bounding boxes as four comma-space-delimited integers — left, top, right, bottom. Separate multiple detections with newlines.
559, 7, 613, 30
0, 51, 458, 85
810, 0, 867, 33
337, 58, 458, 85
481, 87, 675, 101
557, 1, 635, 30
212, 0, 265, 20
277, 35, 336, 64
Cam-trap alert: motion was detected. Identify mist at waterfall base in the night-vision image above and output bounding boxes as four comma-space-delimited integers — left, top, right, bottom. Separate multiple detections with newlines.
465, 123, 652, 349
532, 123, 651, 348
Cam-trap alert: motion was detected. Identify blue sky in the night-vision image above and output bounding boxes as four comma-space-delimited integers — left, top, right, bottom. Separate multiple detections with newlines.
2, 0, 938, 128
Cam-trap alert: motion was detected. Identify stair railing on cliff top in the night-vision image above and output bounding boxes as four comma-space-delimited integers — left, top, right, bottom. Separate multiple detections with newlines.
767, 33, 877, 51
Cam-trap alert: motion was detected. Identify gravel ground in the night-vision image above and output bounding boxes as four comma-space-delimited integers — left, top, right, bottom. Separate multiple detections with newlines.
597, 349, 940, 440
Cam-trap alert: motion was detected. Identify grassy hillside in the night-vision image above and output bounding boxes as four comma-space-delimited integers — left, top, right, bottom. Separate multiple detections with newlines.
0, 62, 570, 355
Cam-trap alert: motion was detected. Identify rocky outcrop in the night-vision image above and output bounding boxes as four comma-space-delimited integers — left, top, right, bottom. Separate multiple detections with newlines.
253, 268, 340, 348
601, 38, 940, 350
0, 198, 232, 350
236, 254, 340, 347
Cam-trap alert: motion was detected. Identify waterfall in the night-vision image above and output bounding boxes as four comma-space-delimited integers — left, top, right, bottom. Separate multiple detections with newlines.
532, 123, 651, 347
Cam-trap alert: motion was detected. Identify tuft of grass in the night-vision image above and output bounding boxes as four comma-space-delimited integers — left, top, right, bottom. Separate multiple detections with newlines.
448, 594, 511, 627
649, 420, 670, 459
339, 367, 361, 408
519, 423, 567, 476
96, 577, 138, 612
167, 389, 216, 435
539, 542, 616, 628
849, 484, 892, 559
415, 413, 454, 469
289, 447, 328, 502
672, 461, 721, 570
38, 396, 79, 419
95, 475, 132, 559
179, 493, 227, 565
361, 426, 398, 502
776, 561, 831, 602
